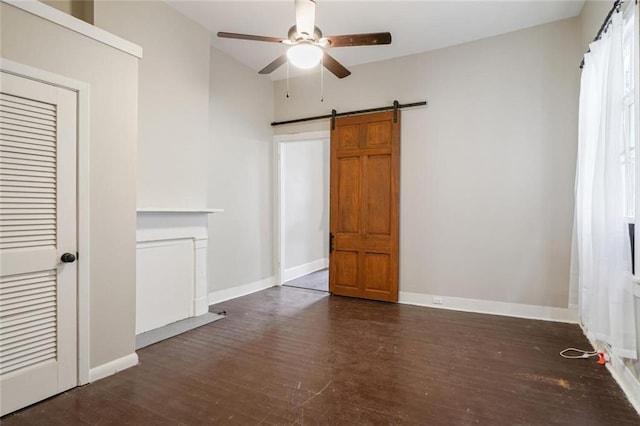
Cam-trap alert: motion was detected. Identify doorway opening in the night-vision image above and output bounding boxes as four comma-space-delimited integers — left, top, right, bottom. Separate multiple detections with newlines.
274, 131, 330, 293
284, 268, 328, 292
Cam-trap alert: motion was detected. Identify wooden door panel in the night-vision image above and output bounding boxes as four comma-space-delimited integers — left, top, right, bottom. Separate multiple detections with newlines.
363, 252, 391, 292
334, 235, 390, 251
337, 124, 360, 150
366, 120, 392, 148
333, 250, 359, 288
364, 155, 391, 236
329, 110, 400, 302
336, 157, 360, 234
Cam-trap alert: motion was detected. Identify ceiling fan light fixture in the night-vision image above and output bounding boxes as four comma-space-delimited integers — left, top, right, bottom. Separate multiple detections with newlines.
287, 43, 323, 69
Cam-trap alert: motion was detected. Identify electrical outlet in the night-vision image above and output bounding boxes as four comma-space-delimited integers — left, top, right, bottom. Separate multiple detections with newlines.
432, 296, 443, 305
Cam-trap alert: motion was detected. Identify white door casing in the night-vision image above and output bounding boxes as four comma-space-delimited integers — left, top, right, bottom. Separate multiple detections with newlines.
273, 131, 330, 287
0, 71, 78, 416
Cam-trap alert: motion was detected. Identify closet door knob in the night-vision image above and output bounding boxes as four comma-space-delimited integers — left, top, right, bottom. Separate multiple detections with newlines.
61, 253, 76, 263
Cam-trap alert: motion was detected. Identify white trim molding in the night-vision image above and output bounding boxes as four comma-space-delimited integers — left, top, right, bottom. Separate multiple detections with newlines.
273, 130, 331, 143
607, 353, 640, 415
88, 353, 138, 383
273, 130, 331, 286
581, 325, 640, 416
399, 292, 579, 323
136, 211, 220, 334
193, 237, 209, 315
284, 258, 328, 283
2, 0, 143, 58
208, 277, 275, 306
137, 208, 223, 214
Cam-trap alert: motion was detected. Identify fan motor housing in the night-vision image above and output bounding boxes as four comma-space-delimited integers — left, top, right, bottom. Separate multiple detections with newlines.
288, 25, 323, 43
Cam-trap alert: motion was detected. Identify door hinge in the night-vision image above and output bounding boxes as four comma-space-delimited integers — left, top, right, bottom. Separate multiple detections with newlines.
329, 233, 334, 253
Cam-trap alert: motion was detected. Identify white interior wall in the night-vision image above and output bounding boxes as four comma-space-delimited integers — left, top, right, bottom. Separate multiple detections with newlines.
1, 2, 138, 369
76, 0, 278, 311
282, 139, 329, 277
274, 17, 582, 309
40, 0, 92, 23
93, 0, 213, 333
208, 48, 275, 294
94, 0, 210, 209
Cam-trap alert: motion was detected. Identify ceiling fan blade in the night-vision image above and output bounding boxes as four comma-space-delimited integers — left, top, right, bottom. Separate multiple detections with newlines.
323, 52, 351, 79
217, 32, 286, 44
295, 0, 316, 38
259, 54, 288, 75
325, 32, 392, 48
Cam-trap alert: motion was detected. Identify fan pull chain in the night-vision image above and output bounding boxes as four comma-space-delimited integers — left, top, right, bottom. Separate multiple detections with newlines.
286, 60, 290, 98
320, 56, 324, 102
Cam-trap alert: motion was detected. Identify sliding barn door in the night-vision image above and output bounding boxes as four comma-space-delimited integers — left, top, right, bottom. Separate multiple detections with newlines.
0, 71, 78, 416
329, 111, 400, 302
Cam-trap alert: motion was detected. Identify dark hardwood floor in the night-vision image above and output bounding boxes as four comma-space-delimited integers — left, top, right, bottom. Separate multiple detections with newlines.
3, 286, 639, 425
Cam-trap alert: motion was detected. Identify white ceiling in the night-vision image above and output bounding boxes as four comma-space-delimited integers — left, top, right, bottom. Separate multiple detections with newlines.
167, 0, 586, 80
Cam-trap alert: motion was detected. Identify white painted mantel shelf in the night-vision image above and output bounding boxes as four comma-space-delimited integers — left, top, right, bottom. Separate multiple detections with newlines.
135, 208, 222, 335
136, 208, 224, 213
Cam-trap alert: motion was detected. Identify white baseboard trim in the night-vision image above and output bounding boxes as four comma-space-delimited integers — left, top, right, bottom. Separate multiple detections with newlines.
88, 353, 138, 383
398, 292, 579, 323
208, 276, 275, 305
607, 354, 640, 415
581, 325, 640, 416
284, 258, 328, 282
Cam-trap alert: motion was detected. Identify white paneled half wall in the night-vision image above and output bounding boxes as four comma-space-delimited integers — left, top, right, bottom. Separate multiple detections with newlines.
136, 209, 222, 334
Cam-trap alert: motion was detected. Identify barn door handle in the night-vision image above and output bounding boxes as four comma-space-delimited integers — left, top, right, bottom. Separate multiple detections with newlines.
61, 252, 76, 263
329, 233, 334, 253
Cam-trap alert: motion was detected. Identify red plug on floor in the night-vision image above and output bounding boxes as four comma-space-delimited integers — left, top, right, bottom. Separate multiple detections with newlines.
597, 351, 610, 365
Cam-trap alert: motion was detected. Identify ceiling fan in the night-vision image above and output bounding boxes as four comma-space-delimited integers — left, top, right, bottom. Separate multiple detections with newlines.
217, 0, 392, 79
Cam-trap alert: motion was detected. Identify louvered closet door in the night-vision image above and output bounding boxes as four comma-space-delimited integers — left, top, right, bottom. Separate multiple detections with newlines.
0, 72, 77, 416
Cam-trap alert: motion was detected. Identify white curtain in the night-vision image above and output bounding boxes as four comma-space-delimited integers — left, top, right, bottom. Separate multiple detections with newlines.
576, 14, 637, 359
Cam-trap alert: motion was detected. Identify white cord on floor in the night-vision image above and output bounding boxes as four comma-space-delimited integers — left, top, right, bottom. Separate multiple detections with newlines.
560, 347, 599, 359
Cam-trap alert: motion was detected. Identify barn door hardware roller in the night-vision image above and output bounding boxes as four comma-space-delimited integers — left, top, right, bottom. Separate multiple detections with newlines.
393, 100, 399, 123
